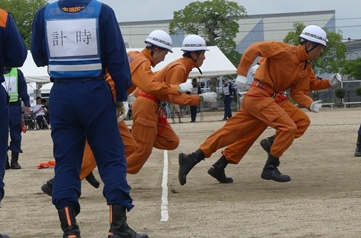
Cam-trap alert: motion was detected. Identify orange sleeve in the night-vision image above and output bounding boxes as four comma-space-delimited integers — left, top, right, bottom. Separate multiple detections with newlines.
0, 9, 8, 27
131, 58, 179, 96
155, 93, 200, 106
309, 73, 332, 91
237, 41, 288, 76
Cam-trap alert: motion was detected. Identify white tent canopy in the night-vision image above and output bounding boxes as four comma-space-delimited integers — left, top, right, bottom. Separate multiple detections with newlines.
20, 51, 50, 83
22, 46, 236, 85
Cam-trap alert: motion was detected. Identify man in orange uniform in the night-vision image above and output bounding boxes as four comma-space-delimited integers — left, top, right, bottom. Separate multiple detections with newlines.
201, 58, 341, 184
40, 29, 193, 195
178, 25, 341, 185
126, 35, 217, 174
204, 60, 341, 184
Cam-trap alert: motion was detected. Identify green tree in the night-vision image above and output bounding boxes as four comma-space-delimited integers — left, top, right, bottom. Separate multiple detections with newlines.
355, 87, 361, 97
283, 22, 347, 75
341, 57, 361, 80
0, 0, 48, 48
335, 88, 346, 103
169, 0, 247, 66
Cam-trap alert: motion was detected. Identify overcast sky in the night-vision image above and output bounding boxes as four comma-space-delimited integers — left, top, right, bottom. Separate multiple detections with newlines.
49, 0, 361, 40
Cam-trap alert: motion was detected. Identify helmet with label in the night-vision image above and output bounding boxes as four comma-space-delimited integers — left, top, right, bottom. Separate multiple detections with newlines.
145, 30, 173, 52
181, 34, 209, 51
299, 25, 328, 46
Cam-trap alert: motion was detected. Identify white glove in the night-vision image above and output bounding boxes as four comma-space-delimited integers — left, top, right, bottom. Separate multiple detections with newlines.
235, 75, 248, 89
178, 79, 193, 93
250, 64, 260, 76
200, 92, 217, 102
128, 93, 136, 104
115, 101, 129, 122
309, 100, 322, 113
328, 73, 342, 86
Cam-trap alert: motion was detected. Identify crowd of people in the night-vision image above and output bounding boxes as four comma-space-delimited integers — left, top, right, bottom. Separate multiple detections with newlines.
0, 1, 349, 238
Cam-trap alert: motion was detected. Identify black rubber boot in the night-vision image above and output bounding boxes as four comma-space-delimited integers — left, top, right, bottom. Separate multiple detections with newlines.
0, 233, 10, 238
10, 152, 21, 169
5, 154, 10, 170
355, 135, 361, 157
85, 172, 100, 188
261, 154, 291, 182
41, 178, 54, 196
208, 155, 233, 183
260, 135, 275, 154
58, 207, 81, 238
178, 149, 205, 185
108, 205, 148, 238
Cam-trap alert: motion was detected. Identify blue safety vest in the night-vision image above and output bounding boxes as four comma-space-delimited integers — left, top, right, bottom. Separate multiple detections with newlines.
44, 0, 102, 78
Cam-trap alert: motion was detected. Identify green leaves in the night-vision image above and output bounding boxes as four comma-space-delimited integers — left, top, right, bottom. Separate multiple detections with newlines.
169, 0, 247, 65
0, 0, 48, 49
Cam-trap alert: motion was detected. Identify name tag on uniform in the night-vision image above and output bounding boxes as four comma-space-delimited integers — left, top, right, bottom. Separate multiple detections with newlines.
46, 18, 98, 58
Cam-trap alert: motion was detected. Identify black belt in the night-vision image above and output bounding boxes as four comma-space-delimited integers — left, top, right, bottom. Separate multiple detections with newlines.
53, 76, 104, 83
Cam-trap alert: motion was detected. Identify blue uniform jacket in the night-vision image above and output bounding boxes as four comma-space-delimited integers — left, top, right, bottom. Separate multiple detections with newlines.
30, 0, 131, 102
0, 10, 27, 83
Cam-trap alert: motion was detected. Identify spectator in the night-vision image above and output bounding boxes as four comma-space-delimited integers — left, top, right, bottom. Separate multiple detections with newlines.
190, 78, 201, 122
41, 98, 50, 125
169, 102, 183, 123
31, 97, 48, 129
221, 78, 236, 120
2, 67, 30, 169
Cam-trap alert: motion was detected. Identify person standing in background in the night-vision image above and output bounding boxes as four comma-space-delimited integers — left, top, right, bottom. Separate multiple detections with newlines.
2, 67, 30, 170
221, 78, 236, 121
354, 125, 361, 156
0, 7, 28, 238
169, 102, 183, 123
190, 78, 201, 122
30, 1, 148, 237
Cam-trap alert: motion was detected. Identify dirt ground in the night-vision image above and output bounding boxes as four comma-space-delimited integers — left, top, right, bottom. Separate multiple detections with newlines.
1, 108, 361, 238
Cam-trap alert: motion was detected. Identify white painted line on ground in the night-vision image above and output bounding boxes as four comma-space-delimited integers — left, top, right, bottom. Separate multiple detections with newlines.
160, 150, 169, 222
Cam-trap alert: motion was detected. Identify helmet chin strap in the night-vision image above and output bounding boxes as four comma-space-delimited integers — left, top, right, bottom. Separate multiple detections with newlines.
191, 51, 203, 74
306, 42, 319, 54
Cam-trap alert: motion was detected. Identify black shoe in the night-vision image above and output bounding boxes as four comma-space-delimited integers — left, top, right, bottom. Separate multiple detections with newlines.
41, 179, 53, 196
261, 168, 291, 182
0, 233, 10, 238
260, 138, 272, 153
355, 146, 361, 157
10, 161, 21, 169
85, 172, 100, 188
178, 153, 200, 186
124, 223, 149, 238
208, 166, 233, 183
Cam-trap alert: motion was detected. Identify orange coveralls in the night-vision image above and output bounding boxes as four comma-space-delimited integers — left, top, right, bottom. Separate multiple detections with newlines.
198, 42, 320, 160
127, 57, 201, 174
80, 49, 181, 178
222, 76, 332, 164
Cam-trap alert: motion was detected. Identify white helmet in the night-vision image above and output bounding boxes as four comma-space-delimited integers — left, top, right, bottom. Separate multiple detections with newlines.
299, 25, 328, 47
145, 30, 173, 52
181, 35, 209, 52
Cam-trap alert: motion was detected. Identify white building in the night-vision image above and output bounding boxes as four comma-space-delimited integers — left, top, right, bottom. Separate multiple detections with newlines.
119, 10, 336, 53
